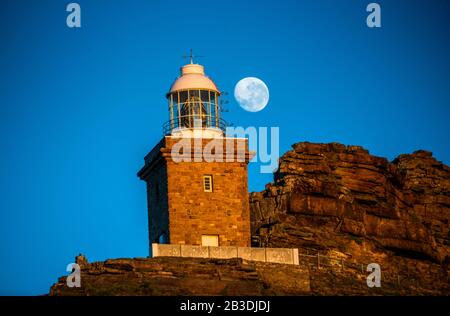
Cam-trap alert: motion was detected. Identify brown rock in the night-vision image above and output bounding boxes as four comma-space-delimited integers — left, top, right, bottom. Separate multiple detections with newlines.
251, 141, 450, 292
49, 257, 311, 296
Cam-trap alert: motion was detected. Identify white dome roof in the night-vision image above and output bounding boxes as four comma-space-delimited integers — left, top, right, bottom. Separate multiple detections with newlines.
168, 64, 220, 95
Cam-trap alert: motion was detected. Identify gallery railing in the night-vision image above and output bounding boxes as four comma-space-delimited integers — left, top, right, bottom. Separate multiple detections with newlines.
162, 116, 228, 135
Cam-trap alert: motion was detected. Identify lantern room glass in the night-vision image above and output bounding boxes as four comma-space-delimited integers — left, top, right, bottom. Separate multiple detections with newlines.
167, 89, 220, 133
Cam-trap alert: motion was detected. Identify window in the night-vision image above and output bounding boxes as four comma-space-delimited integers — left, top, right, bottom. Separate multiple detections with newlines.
202, 235, 219, 247
200, 90, 209, 103
203, 175, 213, 192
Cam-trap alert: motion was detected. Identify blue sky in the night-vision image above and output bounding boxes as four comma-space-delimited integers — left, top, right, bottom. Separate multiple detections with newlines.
0, 0, 449, 295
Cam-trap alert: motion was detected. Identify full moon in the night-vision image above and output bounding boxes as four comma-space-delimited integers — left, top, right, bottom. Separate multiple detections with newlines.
234, 77, 269, 112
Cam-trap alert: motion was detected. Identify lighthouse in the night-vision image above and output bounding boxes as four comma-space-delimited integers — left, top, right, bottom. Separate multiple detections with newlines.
138, 57, 252, 254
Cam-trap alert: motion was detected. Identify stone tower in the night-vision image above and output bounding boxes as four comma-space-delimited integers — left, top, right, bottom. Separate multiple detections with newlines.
138, 60, 252, 254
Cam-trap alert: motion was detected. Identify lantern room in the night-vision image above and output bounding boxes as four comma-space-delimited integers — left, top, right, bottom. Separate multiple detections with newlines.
164, 62, 225, 136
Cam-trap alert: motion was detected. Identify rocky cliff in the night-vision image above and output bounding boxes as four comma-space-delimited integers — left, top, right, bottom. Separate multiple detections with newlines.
50, 253, 446, 295
50, 255, 311, 296
250, 142, 449, 293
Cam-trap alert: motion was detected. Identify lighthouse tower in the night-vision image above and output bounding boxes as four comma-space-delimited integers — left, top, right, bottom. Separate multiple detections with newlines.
138, 58, 252, 254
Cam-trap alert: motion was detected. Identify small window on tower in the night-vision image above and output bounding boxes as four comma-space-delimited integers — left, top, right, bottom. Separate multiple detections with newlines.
203, 175, 213, 192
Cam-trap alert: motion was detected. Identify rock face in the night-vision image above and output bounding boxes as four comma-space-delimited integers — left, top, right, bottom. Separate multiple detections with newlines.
50, 255, 311, 296
251, 142, 450, 261
250, 142, 450, 293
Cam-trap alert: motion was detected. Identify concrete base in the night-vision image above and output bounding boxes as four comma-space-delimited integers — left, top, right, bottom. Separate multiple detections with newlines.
152, 243, 299, 265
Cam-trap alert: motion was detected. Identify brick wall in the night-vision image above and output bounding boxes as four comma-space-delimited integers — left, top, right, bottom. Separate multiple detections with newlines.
138, 136, 252, 250
144, 159, 169, 255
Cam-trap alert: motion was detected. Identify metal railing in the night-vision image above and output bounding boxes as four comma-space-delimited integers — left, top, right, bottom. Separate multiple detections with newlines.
162, 116, 228, 135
